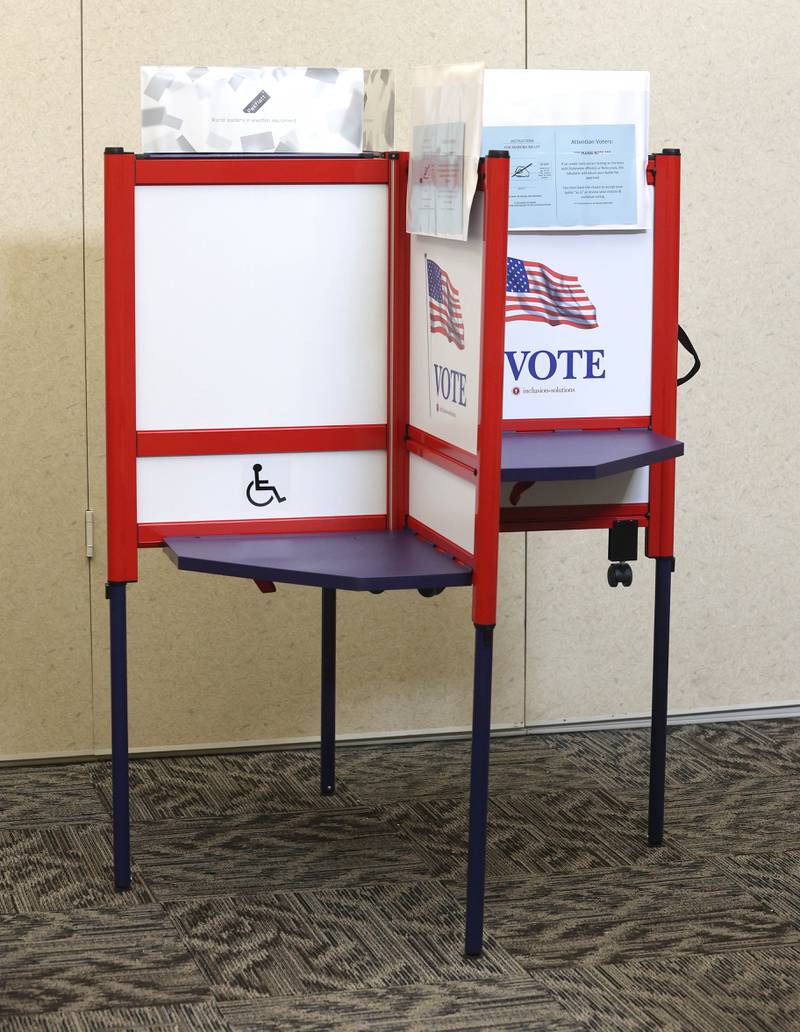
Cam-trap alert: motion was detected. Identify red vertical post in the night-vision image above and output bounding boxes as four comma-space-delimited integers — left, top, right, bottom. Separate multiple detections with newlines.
389, 152, 411, 530
104, 149, 138, 582
647, 150, 681, 558
472, 152, 510, 625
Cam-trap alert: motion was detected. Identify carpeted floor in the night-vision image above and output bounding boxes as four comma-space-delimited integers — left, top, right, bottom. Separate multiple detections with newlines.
2, 718, 800, 1030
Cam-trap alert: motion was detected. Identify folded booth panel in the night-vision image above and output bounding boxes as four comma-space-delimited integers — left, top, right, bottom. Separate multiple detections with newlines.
405, 187, 486, 567
409, 194, 485, 458
105, 154, 396, 570
408, 452, 476, 560
107, 148, 613, 961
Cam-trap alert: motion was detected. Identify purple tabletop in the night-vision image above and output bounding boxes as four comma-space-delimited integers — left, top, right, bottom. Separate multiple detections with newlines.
165, 529, 473, 592
501, 429, 684, 481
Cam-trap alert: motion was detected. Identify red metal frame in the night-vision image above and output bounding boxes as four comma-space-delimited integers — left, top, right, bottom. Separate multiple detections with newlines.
495, 151, 681, 545
407, 516, 474, 568
137, 425, 386, 458
106, 148, 680, 596
471, 154, 510, 625
500, 502, 648, 534
406, 426, 479, 483
398, 154, 508, 615
389, 154, 411, 529
406, 439, 477, 482
139, 514, 385, 547
646, 152, 681, 557
502, 416, 649, 432
135, 156, 390, 186
105, 152, 396, 568
105, 151, 138, 583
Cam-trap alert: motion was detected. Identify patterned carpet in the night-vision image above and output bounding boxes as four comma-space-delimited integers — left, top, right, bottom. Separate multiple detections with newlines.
2, 718, 800, 1030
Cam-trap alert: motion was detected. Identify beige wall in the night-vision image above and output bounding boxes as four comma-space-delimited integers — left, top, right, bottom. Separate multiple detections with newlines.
524, 2, 800, 724
0, 1, 93, 761
1, 0, 797, 760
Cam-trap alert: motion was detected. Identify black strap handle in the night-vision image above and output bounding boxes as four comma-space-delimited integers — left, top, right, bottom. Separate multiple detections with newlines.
677, 324, 700, 386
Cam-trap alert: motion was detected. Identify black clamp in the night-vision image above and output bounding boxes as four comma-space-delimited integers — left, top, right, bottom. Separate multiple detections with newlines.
607, 519, 638, 588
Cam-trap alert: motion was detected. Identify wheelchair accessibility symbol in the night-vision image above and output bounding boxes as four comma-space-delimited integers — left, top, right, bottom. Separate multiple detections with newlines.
246, 463, 287, 507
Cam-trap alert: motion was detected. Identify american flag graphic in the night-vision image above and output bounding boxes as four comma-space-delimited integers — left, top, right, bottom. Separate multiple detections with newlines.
506, 258, 598, 330
427, 259, 465, 349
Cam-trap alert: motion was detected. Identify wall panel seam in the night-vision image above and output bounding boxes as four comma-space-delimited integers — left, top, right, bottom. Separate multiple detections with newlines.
524, 0, 528, 68
79, 0, 97, 752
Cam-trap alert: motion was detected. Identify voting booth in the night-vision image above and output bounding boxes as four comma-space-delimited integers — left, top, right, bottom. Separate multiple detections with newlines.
104, 67, 687, 957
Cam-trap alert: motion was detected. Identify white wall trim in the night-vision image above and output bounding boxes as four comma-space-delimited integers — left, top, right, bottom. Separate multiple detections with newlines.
2, 702, 799, 767
526, 700, 800, 734
0, 723, 522, 767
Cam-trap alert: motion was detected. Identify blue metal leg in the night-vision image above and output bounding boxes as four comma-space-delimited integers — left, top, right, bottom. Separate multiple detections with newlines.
107, 581, 131, 889
321, 587, 336, 796
465, 624, 494, 957
648, 557, 674, 846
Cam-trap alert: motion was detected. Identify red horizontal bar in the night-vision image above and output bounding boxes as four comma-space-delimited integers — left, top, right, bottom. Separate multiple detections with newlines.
406, 438, 477, 483
137, 424, 387, 458
407, 516, 474, 568
407, 426, 478, 471
135, 156, 390, 186
407, 439, 476, 481
500, 502, 648, 534
138, 513, 386, 547
502, 416, 650, 433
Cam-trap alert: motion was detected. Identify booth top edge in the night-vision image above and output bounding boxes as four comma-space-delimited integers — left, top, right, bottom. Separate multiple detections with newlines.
105, 147, 397, 160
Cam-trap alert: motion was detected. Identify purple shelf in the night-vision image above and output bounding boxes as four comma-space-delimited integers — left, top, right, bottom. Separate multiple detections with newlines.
501, 429, 684, 481
165, 529, 473, 592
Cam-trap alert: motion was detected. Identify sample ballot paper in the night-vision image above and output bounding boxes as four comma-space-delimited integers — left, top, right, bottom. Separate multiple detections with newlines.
409, 122, 467, 238
408, 63, 484, 241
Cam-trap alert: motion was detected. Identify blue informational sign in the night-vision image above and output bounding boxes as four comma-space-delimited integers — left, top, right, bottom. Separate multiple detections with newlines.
482, 123, 637, 228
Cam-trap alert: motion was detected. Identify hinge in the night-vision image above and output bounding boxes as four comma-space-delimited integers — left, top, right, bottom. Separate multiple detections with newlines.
85, 509, 94, 559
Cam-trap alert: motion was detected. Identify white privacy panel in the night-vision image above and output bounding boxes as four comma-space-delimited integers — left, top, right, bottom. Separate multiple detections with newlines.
408, 453, 476, 555
503, 186, 654, 422
409, 193, 484, 455
135, 183, 388, 431
500, 467, 649, 508
137, 450, 386, 523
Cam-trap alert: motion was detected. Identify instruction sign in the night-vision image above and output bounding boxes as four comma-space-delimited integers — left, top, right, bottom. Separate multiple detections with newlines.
482, 123, 637, 228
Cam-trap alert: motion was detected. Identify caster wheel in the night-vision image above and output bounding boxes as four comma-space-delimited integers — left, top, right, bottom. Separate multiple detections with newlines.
607, 562, 633, 588
418, 587, 444, 598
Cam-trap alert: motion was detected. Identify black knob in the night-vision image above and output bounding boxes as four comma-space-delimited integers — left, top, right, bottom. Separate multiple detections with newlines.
607, 563, 633, 588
